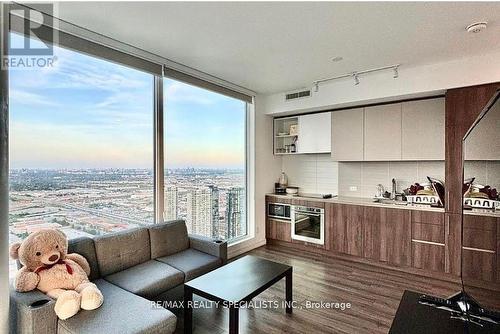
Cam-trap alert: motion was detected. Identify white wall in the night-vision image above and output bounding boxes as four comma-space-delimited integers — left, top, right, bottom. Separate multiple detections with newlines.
228, 95, 282, 258
263, 50, 500, 115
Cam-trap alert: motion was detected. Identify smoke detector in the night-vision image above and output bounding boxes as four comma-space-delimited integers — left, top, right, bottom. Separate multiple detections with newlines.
466, 22, 487, 33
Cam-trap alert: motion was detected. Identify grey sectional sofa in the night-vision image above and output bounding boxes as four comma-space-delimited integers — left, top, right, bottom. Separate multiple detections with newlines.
9, 220, 227, 334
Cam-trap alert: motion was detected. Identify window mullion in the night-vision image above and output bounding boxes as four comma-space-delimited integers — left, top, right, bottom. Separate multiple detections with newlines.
154, 76, 164, 224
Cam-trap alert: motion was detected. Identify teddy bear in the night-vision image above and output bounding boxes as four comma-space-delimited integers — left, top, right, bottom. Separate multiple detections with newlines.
10, 229, 104, 320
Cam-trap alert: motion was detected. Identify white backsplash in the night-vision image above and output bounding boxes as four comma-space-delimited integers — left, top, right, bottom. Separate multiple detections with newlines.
464, 161, 500, 188
281, 154, 446, 198
281, 154, 500, 198
281, 154, 339, 195
338, 161, 445, 198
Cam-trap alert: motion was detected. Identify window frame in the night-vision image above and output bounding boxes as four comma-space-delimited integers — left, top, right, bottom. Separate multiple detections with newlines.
223, 101, 251, 244
162, 77, 250, 242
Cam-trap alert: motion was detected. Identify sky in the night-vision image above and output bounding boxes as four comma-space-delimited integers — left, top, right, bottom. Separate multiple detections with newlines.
8, 33, 246, 170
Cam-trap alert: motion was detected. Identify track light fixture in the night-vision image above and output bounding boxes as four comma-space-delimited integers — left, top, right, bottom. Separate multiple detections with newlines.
312, 64, 400, 92
393, 66, 399, 79
353, 73, 360, 85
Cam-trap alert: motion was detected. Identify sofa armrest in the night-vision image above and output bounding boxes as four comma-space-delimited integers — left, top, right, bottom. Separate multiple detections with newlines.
10, 287, 57, 334
188, 234, 228, 264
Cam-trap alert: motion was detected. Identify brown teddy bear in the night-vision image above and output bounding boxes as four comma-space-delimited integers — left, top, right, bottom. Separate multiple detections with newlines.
10, 229, 104, 320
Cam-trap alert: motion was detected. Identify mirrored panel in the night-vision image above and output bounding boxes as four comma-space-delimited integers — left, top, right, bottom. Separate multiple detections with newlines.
462, 91, 500, 314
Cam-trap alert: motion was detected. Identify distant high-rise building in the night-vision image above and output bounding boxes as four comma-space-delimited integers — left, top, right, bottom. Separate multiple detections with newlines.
164, 186, 177, 221
186, 186, 219, 238
226, 187, 245, 239
216, 215, 227, 240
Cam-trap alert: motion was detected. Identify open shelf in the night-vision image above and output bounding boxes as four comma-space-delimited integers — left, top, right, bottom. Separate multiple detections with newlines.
274, 117, 299, 155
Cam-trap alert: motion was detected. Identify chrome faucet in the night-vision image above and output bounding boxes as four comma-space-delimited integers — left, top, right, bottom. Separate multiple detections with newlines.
391, 178, 396, 200
376, 184, 385, 198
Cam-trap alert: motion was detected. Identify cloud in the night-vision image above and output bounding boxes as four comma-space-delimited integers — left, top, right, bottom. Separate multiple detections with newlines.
10, 42, 150, 92
9, 89, 60, 107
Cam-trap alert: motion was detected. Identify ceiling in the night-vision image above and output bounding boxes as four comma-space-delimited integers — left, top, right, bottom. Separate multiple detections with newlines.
54, 2, 500, 94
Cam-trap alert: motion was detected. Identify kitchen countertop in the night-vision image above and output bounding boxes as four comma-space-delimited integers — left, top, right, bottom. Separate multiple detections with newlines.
267, 193, 500, 217
266, 193, 445, 212
463, 209, 500, 218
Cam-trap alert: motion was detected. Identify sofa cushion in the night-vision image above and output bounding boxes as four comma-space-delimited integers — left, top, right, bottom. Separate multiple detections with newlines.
148, 220, 189, 258
94, 227, 151, 276
68, 237, 100, 281
104, 260, 184, 299
156, 248, 222, 281
58, 279, 176, 334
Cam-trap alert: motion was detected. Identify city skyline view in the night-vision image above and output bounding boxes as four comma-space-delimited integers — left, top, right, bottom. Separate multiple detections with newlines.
9, 167, 245, 239
9, 168, 246, 276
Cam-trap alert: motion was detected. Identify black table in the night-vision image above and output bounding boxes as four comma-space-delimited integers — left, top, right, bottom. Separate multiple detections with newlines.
184, 255, 293, 334
390, 290, 500, 334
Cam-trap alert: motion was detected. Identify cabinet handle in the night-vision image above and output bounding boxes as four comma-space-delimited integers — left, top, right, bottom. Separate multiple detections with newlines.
446, 191, 449, 210
462, 246, 495, 254
412, 239, 445, 247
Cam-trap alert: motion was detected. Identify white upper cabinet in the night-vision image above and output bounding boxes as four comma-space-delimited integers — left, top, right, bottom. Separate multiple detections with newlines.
331, 108, 364, 161
298, 113, 331, 154
401, 98, 445, 160
276, 98, 445, 160
364, 104, 402, 161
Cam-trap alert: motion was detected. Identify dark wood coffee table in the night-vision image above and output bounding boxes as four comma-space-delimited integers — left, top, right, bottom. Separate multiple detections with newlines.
184, 255, 293, 334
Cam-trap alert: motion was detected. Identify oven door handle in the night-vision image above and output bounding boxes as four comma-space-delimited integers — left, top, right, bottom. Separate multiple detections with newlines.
294, 212, 323, 217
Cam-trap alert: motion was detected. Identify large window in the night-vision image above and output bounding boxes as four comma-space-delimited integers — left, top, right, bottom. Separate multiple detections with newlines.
7, 25, 249, 276
163, 78, 247, 241
8, 32, 155, 249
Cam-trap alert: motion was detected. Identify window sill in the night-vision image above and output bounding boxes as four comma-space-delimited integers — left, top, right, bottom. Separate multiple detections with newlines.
227, 235, 266, 258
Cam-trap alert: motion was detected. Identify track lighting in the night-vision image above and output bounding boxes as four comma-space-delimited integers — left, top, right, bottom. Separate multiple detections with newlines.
313, 82, 319, 92
312, 64, 400, 91
353, 73, 360, 85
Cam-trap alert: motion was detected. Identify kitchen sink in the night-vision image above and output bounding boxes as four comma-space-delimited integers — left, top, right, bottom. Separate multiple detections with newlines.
372, 198, 408, 206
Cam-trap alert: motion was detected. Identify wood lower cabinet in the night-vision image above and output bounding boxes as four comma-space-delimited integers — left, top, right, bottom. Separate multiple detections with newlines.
445, 213, 462, 276
363, 207, 411, 267
363, 206, 384, 261
497, 223, 500, 283
462, 249, 495, 282
329, 203, 363, 256
412, 242, 445, 272
411, 211, 446, 272
386, 209, 412, 267
461, 215, 498, 283
265, 196, 499, 284
266, 218, 292, 242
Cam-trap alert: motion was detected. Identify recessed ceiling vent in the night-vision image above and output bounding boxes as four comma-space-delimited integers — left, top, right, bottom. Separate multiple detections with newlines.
285, 89, 311, 101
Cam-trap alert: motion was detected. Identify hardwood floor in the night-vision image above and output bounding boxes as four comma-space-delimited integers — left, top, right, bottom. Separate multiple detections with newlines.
175, 244, 460, 334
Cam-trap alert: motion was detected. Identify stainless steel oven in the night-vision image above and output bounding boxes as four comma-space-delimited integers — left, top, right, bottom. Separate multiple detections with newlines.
267, 202, 291, 220
292, 205, 324, 245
